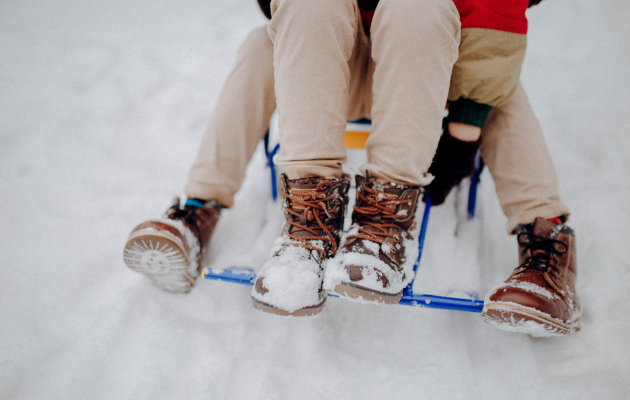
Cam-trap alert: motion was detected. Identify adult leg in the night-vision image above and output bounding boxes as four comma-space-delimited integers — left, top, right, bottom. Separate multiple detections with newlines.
124, 27, 275, 292
480, 83, 578, 336
186, 27, 276, 208
480, 83, 570, 233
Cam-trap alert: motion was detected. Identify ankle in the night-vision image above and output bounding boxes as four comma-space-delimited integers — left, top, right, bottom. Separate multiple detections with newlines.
184, 198, 207, 209
184, 198, 224, 212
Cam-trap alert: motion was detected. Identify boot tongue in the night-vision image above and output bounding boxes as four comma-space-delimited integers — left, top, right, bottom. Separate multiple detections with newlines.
358, 179, 412, 227
287, 178, 333, 204
368, 179, 405, 196
286, 177, 324, 190
531, 217, 557, 238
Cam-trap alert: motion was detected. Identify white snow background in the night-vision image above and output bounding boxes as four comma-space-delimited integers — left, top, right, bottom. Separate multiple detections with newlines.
1, 0, 629, 398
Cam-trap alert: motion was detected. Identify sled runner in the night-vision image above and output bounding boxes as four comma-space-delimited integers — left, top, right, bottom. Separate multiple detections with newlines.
204, 120, 486, 313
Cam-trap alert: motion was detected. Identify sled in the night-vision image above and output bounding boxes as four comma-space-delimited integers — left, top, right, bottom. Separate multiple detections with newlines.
203, 120, 485, 313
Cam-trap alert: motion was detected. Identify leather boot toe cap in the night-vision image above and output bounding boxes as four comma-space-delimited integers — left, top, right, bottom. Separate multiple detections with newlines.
489, 285, 564, 321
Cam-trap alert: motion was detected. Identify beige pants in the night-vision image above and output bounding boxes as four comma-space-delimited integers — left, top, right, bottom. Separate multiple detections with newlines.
268, 0, 461, 185
186, 27, 569, 234
481, 85, 570, 232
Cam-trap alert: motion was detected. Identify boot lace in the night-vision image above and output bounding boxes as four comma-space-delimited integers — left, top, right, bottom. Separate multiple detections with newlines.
515, 231, 568, 277
348, 186, 411, 245
281, 180, 339, 256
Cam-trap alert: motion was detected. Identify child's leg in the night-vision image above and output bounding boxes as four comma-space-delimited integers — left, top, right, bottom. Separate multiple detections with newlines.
364, 0, 460, 186
323, 0, 461, 304
480, 82, 570, 233
252, 0, 360, 315
268, 0, 359, 180
185, 27, 276, 208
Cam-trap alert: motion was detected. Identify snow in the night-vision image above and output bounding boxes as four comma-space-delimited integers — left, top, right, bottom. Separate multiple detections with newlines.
163, 218, 201, 276
324, 216, 420, 296
252, 238, 326, 313
481, 304, 568, 338
1, 0, 630, 398
487, 281, 561, 302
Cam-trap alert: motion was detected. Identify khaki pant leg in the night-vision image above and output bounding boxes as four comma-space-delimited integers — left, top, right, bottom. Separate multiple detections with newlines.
480, 83, 570, 233
346, 24, 373, 122
269, 0, 359, 180
185, 27, 276, 208
362, 0, 460, 186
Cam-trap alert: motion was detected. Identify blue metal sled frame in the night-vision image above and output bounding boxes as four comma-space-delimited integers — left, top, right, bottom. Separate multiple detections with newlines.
203, 131, 485, 313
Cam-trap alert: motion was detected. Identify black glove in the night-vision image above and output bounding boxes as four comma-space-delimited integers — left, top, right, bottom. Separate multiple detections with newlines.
257, 0, 271, 19
358, 0, 380, 11
529, 0, 543, 7
426, 127, 481, 206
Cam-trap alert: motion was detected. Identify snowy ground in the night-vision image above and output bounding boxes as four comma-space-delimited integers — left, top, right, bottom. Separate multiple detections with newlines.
1, 0, 629, 398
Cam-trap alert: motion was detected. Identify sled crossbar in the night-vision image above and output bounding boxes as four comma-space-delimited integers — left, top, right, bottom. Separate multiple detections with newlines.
203, 265, 484, 312
203, 197, 485, 313
203, 266, 483, 313
207, 126, 486, 313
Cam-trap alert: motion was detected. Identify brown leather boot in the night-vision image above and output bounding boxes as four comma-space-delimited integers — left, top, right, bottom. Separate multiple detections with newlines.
252, 174, 350, 316
324, 175, 422, 304
482, 218, 581, 336
123, 198, 221, 293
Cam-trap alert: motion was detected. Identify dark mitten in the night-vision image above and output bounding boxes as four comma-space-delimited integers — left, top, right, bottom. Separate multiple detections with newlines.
257, 0, 272, 19
358, 0, 380, 11
529, 0, 543, 7
426, 128, 481, 206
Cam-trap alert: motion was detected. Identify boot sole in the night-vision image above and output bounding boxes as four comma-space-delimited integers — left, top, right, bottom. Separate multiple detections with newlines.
251, 297, 326, 317
482, 302, 581, 336
332, 282, 402, 305
123, 229, 196, 293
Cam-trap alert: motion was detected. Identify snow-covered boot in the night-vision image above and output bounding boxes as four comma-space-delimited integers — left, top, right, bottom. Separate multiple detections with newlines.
252, 174, 350, 316
324, 175, 422, 304
482, 218, 581, 336
123, 198, 221, 293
